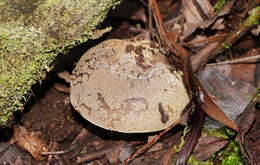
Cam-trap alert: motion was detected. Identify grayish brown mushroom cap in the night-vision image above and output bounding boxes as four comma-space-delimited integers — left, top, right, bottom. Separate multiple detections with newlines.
70, 39, 189, 133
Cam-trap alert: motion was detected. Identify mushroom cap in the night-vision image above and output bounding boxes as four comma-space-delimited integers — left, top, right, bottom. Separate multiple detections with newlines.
70, 39, 189, 133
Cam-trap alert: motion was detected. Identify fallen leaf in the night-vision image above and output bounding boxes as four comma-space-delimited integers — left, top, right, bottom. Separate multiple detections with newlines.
231, 48, 260, 83
182, 0, 234, 38
175, 106, 204, 165
199, 66, 255, 123
238, 92, 259, 164
11, 125, 48, 160
194, 76, 239, 131
0, 142, 34, 164
194, 136, 229, 161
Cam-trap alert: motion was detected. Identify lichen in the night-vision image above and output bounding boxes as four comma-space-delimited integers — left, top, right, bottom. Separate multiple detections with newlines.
0, 0, 121, 125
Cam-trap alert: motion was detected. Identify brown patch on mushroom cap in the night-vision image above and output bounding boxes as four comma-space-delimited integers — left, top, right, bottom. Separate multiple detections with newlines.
70, 39, 189, 133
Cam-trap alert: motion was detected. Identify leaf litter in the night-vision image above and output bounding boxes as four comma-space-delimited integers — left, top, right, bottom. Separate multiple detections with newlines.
0, 0, 259, 164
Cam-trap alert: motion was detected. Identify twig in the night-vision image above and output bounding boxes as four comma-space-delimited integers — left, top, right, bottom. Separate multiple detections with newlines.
42, 149, 73, 155
77, 142, 119, 164
41, 128, 90, 156
139, 0, 148, 7
185, 33, 228, 47
121, 118, 182, 165
207, 54, 260, 67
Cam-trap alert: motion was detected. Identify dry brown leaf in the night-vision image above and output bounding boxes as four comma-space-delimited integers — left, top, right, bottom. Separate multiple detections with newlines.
231, 48, 260, 83
182, 0, 234, 38
182, 0, 204, 25
194, 136, 229, 161
11, 125, 48, 160
211, 18, 225, 30
199, 81, 239, 131
238, 91, 260, 164
191, 43, 220, 72
251, 24, 260, 36
232, 63, 256, 83
196, 0, 215, 17
160, 148, 176, 165
200, 66, 255, 122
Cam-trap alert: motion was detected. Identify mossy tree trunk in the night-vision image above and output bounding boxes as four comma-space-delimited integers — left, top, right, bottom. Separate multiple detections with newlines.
0, 0, 121, 125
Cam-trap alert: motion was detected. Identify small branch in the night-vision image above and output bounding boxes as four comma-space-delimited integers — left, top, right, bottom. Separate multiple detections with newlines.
77, 142, 119, 164
207, 54, 260, 67
121, 118, 182, 165
185, 33, 228, 47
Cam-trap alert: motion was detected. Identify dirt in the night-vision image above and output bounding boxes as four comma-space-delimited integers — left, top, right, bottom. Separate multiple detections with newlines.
3, 79, 183, 164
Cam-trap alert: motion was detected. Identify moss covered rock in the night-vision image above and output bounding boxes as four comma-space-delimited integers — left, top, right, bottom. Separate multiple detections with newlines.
0, 0, 121, 125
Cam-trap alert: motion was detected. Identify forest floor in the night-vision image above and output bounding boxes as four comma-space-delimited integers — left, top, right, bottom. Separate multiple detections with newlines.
0, 0, 259, 164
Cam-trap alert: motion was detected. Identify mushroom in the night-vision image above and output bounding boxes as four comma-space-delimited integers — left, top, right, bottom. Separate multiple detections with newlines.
70, 39, 189, 133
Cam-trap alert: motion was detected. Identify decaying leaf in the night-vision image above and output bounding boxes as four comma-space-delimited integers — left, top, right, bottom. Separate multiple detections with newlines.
238, 86, 260, 164
194, 136, 229, 161
200, 66, 255, 123
11, 125, 48, 160
0, 142, 34, 164
182, 0, 234, 38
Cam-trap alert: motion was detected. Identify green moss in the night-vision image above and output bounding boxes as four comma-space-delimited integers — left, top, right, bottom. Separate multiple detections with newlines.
218, 141, 245, 165
203, 127, 244, 165
213, 0, 226, 13
171, 125, 244, 165
252, 82, 260, 102
244, 6, 260, 27
188, 155, 213, 165
221, 43, 231, 49
0, 25, 57, 124
173, 125, 190, 152
0, 0, 121, 125
205, 127, 235, 139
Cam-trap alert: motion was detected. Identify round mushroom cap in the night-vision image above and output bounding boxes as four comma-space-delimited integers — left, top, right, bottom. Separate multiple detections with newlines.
70, 39, 189, 133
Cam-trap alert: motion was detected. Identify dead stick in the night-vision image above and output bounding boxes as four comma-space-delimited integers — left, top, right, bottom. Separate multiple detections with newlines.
77, 143, 119, 164
184, 33, 228, 47
121, 118, 182, 165
207, 54, 260, 66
